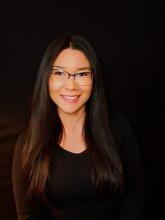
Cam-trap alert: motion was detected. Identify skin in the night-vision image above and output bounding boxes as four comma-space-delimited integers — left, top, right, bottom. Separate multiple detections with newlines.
48, 48, 93, 153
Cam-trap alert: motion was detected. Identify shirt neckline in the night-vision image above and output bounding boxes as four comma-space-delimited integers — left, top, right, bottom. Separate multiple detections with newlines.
57, 143, 88, 156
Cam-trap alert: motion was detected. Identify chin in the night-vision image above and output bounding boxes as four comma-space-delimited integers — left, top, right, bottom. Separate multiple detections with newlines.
58, 105, 85, 115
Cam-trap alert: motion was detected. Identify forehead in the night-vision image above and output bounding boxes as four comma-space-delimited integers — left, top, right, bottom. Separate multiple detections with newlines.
53, 48, 91, 69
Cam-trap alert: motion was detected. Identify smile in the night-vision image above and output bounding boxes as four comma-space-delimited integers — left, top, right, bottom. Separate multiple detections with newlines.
61, 95, 80, 103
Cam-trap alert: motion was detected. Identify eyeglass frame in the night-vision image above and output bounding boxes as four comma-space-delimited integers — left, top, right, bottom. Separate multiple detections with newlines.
50, 68, 94, 85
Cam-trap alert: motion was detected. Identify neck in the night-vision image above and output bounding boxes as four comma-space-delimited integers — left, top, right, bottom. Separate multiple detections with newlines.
58, 108, 86, 134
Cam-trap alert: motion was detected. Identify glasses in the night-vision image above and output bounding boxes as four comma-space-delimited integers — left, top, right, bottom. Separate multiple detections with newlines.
51, 68, 93, 86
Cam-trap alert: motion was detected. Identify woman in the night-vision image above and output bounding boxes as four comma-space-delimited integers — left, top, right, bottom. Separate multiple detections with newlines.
12, 34, 145, 220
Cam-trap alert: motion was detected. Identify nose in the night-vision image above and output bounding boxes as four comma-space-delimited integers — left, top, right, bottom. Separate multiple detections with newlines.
65, 75, 78, 90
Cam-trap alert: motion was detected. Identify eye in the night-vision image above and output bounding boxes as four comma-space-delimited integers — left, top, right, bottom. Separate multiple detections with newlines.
78, 72, 88, 77
54, 71, 65, 76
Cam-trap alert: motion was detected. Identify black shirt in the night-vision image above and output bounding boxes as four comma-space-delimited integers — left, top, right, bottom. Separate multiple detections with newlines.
12, 112, 145, 220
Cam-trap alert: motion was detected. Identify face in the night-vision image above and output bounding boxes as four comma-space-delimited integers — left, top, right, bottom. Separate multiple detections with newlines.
48, 48, 93, 116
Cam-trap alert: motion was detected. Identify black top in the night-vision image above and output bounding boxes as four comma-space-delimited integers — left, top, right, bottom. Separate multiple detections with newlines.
12, 112, 145, 220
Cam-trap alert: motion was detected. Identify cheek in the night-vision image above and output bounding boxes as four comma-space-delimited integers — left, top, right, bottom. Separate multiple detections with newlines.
48, 79, 63, 93
86, 84, 93, 95
82, 85, 93, 100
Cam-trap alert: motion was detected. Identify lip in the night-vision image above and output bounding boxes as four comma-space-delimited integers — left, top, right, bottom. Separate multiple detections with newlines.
61, 95, 80, 96
61, 95, 80, 103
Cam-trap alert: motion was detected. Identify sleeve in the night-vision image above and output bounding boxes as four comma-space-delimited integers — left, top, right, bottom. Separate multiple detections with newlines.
117, 114, 145, 220
12, 132, 51, 220
110, 112, 145, 220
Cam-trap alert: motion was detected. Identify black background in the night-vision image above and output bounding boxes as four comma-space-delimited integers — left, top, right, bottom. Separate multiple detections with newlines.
0, 3, 164, 220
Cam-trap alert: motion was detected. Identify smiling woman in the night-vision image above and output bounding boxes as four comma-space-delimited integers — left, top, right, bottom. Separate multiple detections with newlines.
12, 34, 145, 220
48, 48, 94, 152
48, 48, 93, 117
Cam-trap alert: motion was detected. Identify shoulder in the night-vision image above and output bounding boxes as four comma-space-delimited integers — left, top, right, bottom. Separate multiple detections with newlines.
109, 111, 131, 131
109, 111, 134, 144
109, 111, 143, 164
13, 125, 28, 160
12, 125, 28, 185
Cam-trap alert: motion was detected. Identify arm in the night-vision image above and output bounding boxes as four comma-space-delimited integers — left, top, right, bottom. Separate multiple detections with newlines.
118, 115, 145, 220
110, 113, 145, 220
12, 132, 51, 220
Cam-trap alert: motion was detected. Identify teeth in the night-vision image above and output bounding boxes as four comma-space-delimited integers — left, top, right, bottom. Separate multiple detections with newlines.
63, 96, 79, 99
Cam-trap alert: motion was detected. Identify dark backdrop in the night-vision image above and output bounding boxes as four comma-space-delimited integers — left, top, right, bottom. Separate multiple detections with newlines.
0, 3, 164, 220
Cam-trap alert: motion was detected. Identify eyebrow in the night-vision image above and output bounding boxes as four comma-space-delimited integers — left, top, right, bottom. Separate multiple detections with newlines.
52, 65, 91, 70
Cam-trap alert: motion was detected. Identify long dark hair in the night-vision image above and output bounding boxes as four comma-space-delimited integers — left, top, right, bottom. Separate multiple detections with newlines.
21, 34, 124, 198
